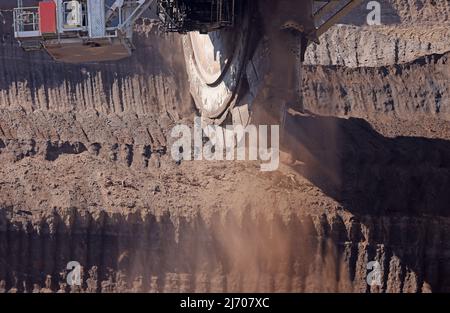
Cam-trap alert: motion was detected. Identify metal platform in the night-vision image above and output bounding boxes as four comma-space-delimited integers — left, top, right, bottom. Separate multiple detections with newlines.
13, 0, 239, 62
44, 37, 132, 63
13, 0, 154, 62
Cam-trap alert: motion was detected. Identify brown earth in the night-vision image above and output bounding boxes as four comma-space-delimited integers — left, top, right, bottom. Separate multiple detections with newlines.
0, 0, 450, 293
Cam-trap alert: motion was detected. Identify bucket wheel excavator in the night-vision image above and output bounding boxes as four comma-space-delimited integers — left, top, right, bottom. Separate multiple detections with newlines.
12, 0, 362, 126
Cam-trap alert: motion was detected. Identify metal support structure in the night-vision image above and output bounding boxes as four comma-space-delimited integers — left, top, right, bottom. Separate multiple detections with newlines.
88, 0, 106, 38
117, 0, 155, 36
11, 0, 362, 63
157, 0, 236, 33
314, 0, 341, 22
314, 0, 362, 37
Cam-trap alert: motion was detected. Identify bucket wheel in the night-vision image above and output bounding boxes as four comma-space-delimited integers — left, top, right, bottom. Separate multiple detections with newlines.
182, 0, 313, 128
181, 0, 255, 127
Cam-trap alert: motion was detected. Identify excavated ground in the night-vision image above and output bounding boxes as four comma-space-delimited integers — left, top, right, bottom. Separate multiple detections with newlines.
0, 0, 450, 292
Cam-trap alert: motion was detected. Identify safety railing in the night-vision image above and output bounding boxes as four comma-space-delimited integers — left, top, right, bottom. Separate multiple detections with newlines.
13, 6, 40, 38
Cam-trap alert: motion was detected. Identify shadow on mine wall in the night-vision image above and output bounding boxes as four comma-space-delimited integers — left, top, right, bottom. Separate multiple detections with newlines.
0, 208, 353, 293
282, 111, 450, 292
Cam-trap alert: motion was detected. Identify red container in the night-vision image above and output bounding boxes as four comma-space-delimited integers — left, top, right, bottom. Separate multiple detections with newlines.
39, 1, 57, 34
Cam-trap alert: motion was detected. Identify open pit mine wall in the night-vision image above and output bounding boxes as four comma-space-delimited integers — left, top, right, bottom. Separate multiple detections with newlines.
0, 0, 192, 118
302, 52, 450, 119
308, 0, 450, 68
3, 207, 450, 293
304, 0, 450, 119
0, 0, 449, 292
